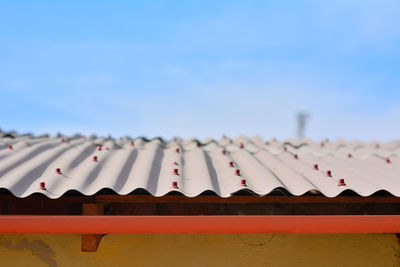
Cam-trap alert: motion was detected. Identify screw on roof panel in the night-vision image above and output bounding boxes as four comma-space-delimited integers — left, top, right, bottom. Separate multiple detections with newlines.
56, 168, 62, 175
240, 179, 247, 187
97, 145, 102, 151
92, 156, 98, 162
228, 161, 234, 167
40, 182, 46, 190
175, 148, 180, 153
293, 154, 298, 159
173, 162, 179, 166
325, 170, 332, 177
235, 169, 241, 176
172, 181, 178, 189
338, 179, 346, 186
239, 143, 244, 149
222, 150, 226, 155
313, 164, 319, 170
7, 145, 12, 150
173, 169, 179, 175
347, 153, 352, 158
386, 158, 391, 164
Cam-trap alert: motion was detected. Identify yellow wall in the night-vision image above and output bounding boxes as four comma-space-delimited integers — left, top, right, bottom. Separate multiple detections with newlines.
0, 233, 399, 267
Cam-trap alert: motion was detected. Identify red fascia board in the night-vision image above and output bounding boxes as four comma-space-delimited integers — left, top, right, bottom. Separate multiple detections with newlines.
1, 215, 400, 234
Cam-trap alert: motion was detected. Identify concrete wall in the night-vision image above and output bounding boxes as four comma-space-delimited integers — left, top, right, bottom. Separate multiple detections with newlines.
0, 234, 399, 267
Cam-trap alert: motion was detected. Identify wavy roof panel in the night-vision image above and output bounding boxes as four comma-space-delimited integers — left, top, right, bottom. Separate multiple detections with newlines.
0, 133, 399, 199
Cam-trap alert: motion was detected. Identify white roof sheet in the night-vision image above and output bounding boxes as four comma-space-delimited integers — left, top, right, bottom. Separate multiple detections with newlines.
0, 133, 399, 198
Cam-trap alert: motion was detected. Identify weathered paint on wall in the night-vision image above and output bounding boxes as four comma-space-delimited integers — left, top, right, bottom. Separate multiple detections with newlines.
0, 234, 399, 267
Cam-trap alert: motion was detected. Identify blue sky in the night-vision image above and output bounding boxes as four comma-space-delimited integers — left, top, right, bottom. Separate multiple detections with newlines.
1, 1, 400, 141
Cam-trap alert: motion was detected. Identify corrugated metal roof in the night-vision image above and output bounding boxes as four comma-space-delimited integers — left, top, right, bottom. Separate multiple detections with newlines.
0, 134, 399, 199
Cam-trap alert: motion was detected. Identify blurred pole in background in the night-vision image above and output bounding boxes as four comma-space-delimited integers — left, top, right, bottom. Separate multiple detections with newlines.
297, 112, 309, 140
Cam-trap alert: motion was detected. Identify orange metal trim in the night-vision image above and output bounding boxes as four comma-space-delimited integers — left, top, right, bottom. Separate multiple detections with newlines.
0, 215, 400, 234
